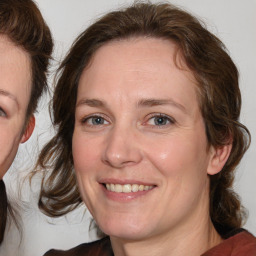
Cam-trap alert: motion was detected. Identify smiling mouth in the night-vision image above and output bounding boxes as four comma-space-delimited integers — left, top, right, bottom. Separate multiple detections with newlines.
104, 183, 155, 193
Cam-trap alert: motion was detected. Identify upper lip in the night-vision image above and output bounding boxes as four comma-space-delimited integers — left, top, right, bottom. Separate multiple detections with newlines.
98, 178, 156, 186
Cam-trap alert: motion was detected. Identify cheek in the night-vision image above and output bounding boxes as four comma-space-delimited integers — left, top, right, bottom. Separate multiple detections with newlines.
72, 133, 103, 213
144, 133, 209, 179
0, 128, 22, 176
72, 132, 101, 175
145, 135, 210, 212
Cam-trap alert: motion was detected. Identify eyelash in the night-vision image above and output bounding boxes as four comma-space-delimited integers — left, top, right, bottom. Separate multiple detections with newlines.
145, 113, 175, 128
80, 113, 175, 128
80, 114, 109, 127
0, 107, 7, 117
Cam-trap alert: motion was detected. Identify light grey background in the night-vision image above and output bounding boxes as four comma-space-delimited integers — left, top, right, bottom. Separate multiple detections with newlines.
1, 0, 255, 255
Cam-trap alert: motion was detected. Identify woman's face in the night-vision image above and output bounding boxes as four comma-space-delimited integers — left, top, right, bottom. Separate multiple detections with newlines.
73, 38, 220, 240
0, 36, 34, 179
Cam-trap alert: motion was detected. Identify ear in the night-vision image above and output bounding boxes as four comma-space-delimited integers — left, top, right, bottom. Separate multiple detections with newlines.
21, 115, 35, 143
207, 144, 232, 175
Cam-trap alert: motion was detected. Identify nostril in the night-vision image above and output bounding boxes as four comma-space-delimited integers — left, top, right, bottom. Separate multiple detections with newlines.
102, 134, 143, 168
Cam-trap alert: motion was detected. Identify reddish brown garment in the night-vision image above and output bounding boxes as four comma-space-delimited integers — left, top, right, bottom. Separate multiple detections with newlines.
202, 230, 256, 256
44, 230, 256, 256
44, 237, 112, 256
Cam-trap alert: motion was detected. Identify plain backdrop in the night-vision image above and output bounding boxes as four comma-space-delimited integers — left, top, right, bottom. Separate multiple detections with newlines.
1, 0, 255, 256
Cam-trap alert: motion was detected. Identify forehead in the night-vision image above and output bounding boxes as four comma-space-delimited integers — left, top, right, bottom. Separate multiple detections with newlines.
78, 38, 198, 104
0, 35, 32, 108
87, 37, 187, 73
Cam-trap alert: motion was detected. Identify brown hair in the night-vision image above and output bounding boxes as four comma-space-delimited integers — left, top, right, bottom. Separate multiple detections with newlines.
37, 2, 250, 237
0, 0, 53, 244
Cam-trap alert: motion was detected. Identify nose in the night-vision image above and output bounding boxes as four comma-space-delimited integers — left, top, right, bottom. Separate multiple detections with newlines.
102, 126, 143, 168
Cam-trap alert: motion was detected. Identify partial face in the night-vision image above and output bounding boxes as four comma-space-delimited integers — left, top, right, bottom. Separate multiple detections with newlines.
0, 36, 32, 178
73, 38, 216, 240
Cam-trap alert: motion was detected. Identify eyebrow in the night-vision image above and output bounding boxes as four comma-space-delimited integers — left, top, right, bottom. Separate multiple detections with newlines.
77, 98, 187, 113
138, 98, 187, 113
76, 98, 106, 108
0, 89, 19, 107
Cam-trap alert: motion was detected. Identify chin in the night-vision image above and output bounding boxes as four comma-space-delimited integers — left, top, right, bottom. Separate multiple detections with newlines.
98, 218, 152, 241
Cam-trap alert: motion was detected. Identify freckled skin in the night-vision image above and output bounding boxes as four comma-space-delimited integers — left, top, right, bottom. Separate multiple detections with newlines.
72, 38, 225, 255
0, 36, 32, 178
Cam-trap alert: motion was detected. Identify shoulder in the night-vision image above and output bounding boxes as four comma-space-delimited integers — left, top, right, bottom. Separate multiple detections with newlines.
43, 236, 112, 256
202, 229, 256, 256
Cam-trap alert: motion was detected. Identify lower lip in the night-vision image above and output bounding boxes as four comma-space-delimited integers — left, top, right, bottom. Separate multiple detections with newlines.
101, 184, 156, 202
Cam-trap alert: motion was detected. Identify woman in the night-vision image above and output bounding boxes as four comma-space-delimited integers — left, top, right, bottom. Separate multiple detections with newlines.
0, 0, 53, 245
38, 2, 255, 255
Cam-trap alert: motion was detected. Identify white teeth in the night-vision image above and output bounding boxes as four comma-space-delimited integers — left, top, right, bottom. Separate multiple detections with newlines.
110, 184, 115, 192
131, 184, 139, 192
123, 184, 131, 193
105, 183, 154, 193
115, 184, 123, 193
139, 185, 144, 191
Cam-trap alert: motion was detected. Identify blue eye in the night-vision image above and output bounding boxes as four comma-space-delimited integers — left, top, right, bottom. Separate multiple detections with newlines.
147, 114, 174, 126
82, 115, 109, 126
153, 116, 169, 125
0, 107, 7, 117
90, 117, 105, 125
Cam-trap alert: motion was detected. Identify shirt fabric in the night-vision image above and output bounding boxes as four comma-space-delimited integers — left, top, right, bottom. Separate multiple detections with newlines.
44, 229, 256, 256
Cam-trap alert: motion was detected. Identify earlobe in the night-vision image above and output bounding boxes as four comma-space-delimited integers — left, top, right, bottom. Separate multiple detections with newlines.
21, 115, 35, 143
207, 144, 232, 175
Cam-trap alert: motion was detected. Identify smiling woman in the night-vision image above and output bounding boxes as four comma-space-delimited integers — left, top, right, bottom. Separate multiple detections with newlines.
73, 37, 219, 244
37, 2, 255, 256
0, 0, 53, 245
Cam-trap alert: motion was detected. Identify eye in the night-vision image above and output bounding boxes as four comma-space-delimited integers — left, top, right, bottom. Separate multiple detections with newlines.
0, 107, 7, 117
82, 115, 109, 126
146, 114, 175, 127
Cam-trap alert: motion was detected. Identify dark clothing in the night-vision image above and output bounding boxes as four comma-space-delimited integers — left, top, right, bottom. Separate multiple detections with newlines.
202, 229, 256, 256
44, 237, 112, 256
44, 229, 256, 256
